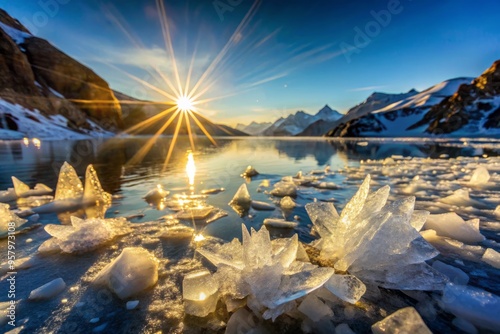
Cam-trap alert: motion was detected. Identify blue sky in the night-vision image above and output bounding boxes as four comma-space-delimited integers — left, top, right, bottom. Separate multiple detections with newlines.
3, 0, 500, 125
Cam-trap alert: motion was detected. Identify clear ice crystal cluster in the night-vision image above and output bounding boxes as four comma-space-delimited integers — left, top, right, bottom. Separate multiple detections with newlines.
306, 175, 446, 290
185, 224, 334, 320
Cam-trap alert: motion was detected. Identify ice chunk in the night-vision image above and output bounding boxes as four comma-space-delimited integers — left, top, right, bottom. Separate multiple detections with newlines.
297, 294, 333, 322
242, 165, 259, 178
225, 308, 260, 334
12, 176, 29, 197
280, 196, 296, 211
176, 206, 214, 220
55, 162, 83, 200
371, 307, 431, 334
441, 283, 500, 331
84, 165, 112, 213
482, 248, 500, 269
313, 181, 339, 190
432, 260, 469, 285
126, 300, 139, 310
144, 184, 169, 203
469, 166, 490, 185
183, 269, 219, 317
410, 210, 429, 231
28, 278, 66, 300
306, 175, 444, 291
43, 217, 131, 254
324, 274, 366, 304
263, 218, 298, 229
0, 203, 27, 237
440, 189, 483, 207
94, 247, 159, 299
183, 269, 219, 301
251, 200, 275, 211
229, 184, 252, 208
270, 181, 297, 197
201, 188, 225, 195
424, 212, 484, 243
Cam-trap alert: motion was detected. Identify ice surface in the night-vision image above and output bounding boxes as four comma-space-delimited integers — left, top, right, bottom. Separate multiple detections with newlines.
481, 248, 500, 269
263, 218, 298, 229
270, 181, 297, 197
410, 210, 429, 231
183, 269, 220, 317
12, 177, 30, 197
55, 162, 84, 200
225, 308, 260, 334
43, 216, 131, 253
251, 200, 275, 211
28, 278, 66, 300
424, 212, 484, 243
297, 294, 333, 322
0, 203, 27, 237
440, 189, 482, 207
371, 307, 431, 334
432, 260, 469, 285
84, 165, 112, 207
324, 274, 366, 304
469, 166, 490, 185
193, 225, 334, 319
306, 175, 444, 291
229, 184, 252, 209
94, 247, 159, 299
176, 206, 214, 220
441, 283, 500, 331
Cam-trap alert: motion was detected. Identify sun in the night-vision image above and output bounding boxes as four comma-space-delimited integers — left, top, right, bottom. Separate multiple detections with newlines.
176, 96, 194, 112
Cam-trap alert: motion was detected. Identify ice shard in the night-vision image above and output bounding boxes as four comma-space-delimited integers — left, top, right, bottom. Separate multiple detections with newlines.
0, 203, 27, 237
55, 162, 83, 200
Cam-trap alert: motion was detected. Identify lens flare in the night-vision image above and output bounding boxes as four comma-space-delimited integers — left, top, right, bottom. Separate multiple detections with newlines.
177, 96, 194, 112
186, 151, 196, 191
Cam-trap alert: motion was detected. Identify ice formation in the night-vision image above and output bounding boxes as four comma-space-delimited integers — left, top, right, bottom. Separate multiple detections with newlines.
55, 162, 84, 200
441, 283, 500, 331
306, 175, 446, 290
12, 176, 52, 198
144, 184, 170, 203
371, 307, 431, 334
229, 184, 252, 215
183, 269, 219, 317
0, 203, 27, 237
424, 212, 484, 243
241, 165, 259, 178
481, 248, 500, 269
270, 181, 297, 197
250, 200, 275, 211
94, 247, 159, 299
28, 278, 66, 300
263, 218, 298, 229
432, 261, 469, 285
42, 216, 131, 253
187, 225, 334, 320
280, 196, 296, 211
468, 166, 490, 186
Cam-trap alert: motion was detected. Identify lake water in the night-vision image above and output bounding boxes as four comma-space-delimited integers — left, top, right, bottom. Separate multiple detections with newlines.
1, 136, 500, 333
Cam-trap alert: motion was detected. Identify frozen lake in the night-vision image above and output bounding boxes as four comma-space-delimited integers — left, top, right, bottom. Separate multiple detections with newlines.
1, 137, 500, 333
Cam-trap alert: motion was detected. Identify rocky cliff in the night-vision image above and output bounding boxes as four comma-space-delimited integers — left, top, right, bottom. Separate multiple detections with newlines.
0, 9, 122, 138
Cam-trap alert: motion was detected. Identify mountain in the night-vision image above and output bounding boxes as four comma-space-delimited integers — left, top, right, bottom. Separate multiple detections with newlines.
115, 90, 248, 136
326, 78, 474, 137
235, 121, 272, 135
0, 9, 122, 139
408, 60, 500, 136
263, 105, 342, 136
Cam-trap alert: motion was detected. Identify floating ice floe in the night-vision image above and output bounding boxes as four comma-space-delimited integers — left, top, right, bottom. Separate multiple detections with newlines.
187, 225, 334, 320
263, 218, 298, 229
28, 278, 66, 300
270, 181, 297, 197
468, 166, 490, 186
94, 247, 159, 299
280, 196, 296, 211
41, 216, 131, 254
0, 177, 52, 203
306, 175, 447, 290
201, 188, 225, 195
371, 307, 431, 334
143, 184, 170, 204
241, 165, 259, 178
229, 184, 252, 215
424, 212, 484, 244
0, 203, 27, 237
250, 200, 275, 211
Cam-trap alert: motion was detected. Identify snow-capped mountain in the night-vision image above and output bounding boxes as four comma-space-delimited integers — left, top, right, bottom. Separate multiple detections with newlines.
262, 105, 342, 136
326, 77, 475, 137
235, 121, 272, 135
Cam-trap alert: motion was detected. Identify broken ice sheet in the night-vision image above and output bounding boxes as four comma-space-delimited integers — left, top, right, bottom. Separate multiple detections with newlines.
306, 175, 445, 291
371, 307, 431, 334
189, 225, 334, 319
43, 216, 131, 253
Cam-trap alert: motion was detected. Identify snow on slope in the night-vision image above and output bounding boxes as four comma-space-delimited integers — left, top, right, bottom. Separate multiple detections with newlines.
0, 21, 31, 44
373, 78, 474, 114
0, 100, 114, 140
235, 121, 272, 135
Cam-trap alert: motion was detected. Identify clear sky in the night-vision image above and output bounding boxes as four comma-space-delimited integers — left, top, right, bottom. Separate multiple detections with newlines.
3, 0, 500, 126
